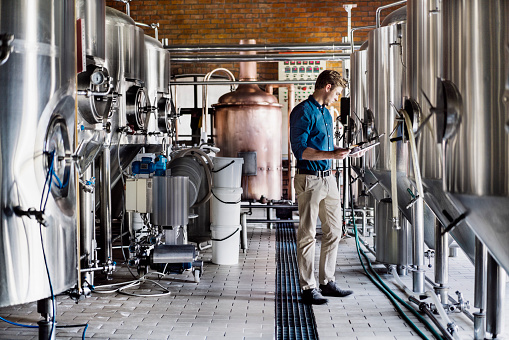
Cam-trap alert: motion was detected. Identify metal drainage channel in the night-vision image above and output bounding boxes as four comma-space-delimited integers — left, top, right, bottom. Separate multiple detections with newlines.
276, 222, 319, 340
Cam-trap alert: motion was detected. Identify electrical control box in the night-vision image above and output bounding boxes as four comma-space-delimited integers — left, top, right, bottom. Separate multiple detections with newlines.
278, 60, 327, 156
125, 178, 153, 213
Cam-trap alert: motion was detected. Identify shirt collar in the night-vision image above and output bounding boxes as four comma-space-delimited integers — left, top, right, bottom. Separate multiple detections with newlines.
308, 95, 325, 110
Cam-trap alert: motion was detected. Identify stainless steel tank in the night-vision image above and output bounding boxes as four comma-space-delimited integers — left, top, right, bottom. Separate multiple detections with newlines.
213, 42, 282, 200
144, 35, 171, 136
367, 9, 412, 215
375, 199, 412, 266
77, 0, 106, 59
441, 0, 509, 272
0, 0, 77, 307
406, 0, 475, 263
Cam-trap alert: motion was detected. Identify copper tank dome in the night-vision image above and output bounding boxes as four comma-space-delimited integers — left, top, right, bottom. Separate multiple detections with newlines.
213, 40, 282, 200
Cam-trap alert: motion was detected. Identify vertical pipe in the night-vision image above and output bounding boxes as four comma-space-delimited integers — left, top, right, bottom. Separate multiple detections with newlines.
80, 163, 96, 285
473, 237, 487, 340
486, 253, 506, 338
100, 147, 112, 265
434, 218, 449, 303
241, 212, 248, 252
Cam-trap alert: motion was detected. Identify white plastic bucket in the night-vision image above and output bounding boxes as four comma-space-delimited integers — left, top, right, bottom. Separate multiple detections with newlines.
210, 187, 243, 225
211, 224, 241, 265
212, 157, 244, 188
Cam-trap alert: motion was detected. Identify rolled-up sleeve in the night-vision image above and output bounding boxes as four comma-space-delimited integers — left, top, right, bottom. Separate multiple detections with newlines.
290, 106, 312, 160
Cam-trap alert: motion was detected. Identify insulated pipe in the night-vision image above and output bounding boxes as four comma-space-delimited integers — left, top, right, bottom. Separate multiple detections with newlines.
486, 253, 506, 338
266, 84, 295, 201
400, 109, 425, 293
170, 53, 350, 63
376, 0, 407, 28
100, 146, 112, 268
165, 42, 357, 53
435, 218, 449, 303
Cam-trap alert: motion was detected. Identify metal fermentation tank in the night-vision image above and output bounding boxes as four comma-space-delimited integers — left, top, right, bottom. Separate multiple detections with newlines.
441, 0, 509, 273
406, 0, 475, 263
0, 0, 77, 307
213, 41, 283, 201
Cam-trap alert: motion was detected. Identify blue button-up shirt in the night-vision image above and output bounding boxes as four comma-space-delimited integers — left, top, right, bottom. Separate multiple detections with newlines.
290, 95, 334, 171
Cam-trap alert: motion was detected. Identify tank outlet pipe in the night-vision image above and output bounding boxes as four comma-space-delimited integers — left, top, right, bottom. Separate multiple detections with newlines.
349, 26, 376, 53
376, 0, 407, 28
135, 22, 159, 41
77, 79, 114, 97
392, 268, 461, 340
400, 109, 425, 293
408, 296, 454, 340
0, 33, 14, 66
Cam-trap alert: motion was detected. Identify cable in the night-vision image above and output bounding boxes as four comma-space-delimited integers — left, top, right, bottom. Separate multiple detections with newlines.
0, 316, 38, 328
0, 317, 89, 339
39, 151, 56, 340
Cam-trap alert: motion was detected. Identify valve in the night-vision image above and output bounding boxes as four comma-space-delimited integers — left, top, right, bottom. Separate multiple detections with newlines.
406, 188, 420, 209
424, 249, 435, 268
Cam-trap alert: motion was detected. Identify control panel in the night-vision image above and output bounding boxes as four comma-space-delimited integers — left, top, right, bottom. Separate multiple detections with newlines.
278, 60, 327, 156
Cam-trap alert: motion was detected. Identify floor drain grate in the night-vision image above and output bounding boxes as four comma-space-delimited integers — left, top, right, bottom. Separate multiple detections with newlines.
276, 222, 319, 340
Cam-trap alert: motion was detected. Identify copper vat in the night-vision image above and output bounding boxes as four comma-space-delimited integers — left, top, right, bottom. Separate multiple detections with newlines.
213, 40, 282, 200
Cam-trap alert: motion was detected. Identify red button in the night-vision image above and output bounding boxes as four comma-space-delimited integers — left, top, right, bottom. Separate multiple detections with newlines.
302, 87, 307, 91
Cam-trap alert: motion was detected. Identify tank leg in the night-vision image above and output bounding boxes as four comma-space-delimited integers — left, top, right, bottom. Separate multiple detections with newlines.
486, 253, 506, 338
37, 298, 55, 340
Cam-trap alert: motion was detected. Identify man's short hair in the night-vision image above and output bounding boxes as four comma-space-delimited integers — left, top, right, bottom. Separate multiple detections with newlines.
315, 70, 347, 90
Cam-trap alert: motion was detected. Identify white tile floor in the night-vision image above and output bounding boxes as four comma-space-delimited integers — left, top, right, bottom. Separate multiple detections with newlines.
0, 226, 508, 340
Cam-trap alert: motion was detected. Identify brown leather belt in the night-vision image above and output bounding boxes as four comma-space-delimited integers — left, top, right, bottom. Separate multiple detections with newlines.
297, 169, 332, 177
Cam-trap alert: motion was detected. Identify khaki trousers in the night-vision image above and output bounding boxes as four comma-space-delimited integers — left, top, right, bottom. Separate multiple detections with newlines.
294, 174, 342, 290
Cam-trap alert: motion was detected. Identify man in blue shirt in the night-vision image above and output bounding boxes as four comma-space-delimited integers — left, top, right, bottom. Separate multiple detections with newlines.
290, 70, 353, 305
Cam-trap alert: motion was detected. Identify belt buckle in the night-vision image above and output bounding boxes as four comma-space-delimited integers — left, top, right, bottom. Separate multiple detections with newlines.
322, 170, 331, 177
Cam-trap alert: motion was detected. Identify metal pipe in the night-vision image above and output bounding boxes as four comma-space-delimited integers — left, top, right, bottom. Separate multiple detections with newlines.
246, 219, 299, 224
241, 204, 298, 209
486, 253, 506, 337
170, 53, 350, 63
115, 0, 132, 16
473, 237, 487, 340
100, 146, 112, 268
425, 275, 475, 322
434, 218, 449, 302
80, 164, 95, 285
241, 213, 248, 253
376, 0, 407, 28
350, 26, 376, 53
172, 80, 315, 86
135, 22, 159, 40
165, 42, 358, 53
474, 237, 487, 309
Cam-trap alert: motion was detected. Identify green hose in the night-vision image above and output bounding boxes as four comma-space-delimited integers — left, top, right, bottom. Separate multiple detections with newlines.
352, 219, 444, 340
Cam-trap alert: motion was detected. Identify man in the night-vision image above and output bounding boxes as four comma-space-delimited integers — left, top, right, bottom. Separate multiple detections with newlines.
290, 70, 354, 305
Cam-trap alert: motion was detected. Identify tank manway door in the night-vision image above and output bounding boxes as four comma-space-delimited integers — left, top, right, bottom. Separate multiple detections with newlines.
44, 115, 72, 200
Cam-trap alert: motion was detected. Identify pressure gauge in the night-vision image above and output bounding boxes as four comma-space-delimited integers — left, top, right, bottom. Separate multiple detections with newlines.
91, 70, 105, 85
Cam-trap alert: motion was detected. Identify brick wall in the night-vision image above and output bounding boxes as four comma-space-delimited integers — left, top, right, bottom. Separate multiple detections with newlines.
105, 0, 403, 80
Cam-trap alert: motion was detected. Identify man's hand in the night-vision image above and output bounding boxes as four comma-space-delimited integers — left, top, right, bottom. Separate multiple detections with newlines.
332, 148, 350, 160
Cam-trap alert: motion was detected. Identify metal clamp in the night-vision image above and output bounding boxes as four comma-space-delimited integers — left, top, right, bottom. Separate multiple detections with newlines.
0, 34, 14, 66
